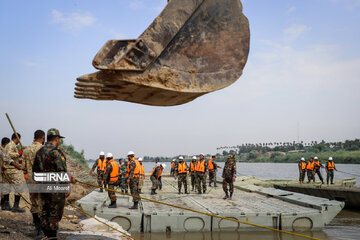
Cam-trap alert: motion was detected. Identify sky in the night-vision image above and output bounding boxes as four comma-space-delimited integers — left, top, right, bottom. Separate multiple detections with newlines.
0, 0, 359, 159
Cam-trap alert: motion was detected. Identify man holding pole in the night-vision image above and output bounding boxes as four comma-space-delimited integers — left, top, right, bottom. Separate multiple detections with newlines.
4, 132, 25, 212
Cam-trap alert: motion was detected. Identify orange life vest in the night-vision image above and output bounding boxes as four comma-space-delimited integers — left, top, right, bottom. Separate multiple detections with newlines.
314, 161, 321, 169
327, 161, 335, 170
195, 160, 205, 173
126, 158, 141, 178
109, 159, 119, 182
97, 158, 107, 172
140, 164, 145, 176
306, 161, 315, 170
178, 162, 187, 174
190, 162, 195, 172
171, 162, 175, 169
208, 158, 215, 170
151, 166, 162, 179
300, 161, 306, 170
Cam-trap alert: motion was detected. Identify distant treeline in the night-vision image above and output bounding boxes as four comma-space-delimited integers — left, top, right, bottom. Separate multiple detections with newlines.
86, 139, 360, 164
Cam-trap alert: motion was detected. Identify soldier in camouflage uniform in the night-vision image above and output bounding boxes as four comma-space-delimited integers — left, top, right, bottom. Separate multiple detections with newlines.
126, 151, 141, 209
189, 156, 197, 191
103, 153, 119, 208
33, 128, 75, 239
208, 155, 221, 187
222, 155, 236, 200
119, 160, 129, 193
195, 154, 207, 194
4, 133, 25, 212
174, 156, 189, 194
298, 157, 306, 184
22, 130, 45, 237
150, 163, 163, 195
90, 152, 107, 192
0, 137, 11, 210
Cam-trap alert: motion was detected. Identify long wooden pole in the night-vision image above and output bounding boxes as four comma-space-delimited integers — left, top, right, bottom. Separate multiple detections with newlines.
5, 113, 24, 150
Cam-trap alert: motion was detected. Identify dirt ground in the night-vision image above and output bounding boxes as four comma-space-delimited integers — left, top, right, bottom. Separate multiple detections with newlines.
0, 151, 97, 239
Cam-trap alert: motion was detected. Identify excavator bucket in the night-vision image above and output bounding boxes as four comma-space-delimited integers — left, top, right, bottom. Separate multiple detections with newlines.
75, 0, 250, 106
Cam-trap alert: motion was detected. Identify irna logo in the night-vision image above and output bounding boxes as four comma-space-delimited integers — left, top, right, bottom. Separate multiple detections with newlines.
33, 172, 71, 182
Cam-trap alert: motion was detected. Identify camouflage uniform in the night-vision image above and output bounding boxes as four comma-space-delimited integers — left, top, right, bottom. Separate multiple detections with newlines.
0, 146, 12, 196
175, 162, 188, 193
103, 158, 119, 202
190, 161, 196, 191
119, 163, 129, 193
23, 141, 43, 214
4, 140, 24, 185
298, 161, 306, 183
33, 142, 68, 237
150, 166, 161, 190
195, 159, 207, 193
91, 158, 107, 187
208, 158, 218, 186
128, 159, 140, 203
222, 159, 236, 198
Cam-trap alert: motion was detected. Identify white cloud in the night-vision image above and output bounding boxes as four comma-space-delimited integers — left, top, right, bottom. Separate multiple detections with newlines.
51, 9, 95, 31
129, 0, 145, 10
283, 24, 311, 41
286, 6, 296, 15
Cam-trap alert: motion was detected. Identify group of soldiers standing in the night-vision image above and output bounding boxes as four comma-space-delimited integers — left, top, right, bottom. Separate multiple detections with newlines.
0, 128, 75, 240
298, 156, 337, 184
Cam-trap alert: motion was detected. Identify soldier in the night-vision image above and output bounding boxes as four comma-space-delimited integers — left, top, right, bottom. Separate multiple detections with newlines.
326, 157, 337, 185
119, 160, 129, 193
314, 156, 324, 184
298, 157, 306, 184
174, 156, 188, 194
150, 163, 164, 195
222, 155, 236, 200
33, 128, 75, 239
306, 157, 315, 183
4, 133, 25, 212
103, 153, 119, 208
126, 151, 141, 209
138, 158, 145, 193
22, 130, 45, 237
195, 153, 207, 194
190, 156, 197, 191
0, 137, 11, 210
90, 152, 107, 192
155, 159, 163, 190
208, 155, 221, 187
170, 159, 176, 177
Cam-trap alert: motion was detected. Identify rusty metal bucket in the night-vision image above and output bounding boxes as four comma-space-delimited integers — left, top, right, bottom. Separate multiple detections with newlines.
75, 0, 250, 106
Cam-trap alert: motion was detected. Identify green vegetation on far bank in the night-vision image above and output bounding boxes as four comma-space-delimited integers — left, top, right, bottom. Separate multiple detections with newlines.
60, 142, 89, 170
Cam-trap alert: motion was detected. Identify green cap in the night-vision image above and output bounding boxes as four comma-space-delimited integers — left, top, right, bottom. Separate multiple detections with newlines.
47, 128, 65, 138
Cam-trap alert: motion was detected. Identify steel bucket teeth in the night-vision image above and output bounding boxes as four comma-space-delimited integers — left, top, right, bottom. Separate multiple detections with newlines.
75, 0, 250, 106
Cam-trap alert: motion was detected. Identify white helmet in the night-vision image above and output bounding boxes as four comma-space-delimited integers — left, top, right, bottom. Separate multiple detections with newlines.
179, 156, 184, 160
127, 151, 135, 156
301, 157, 305, 161
106, 153, 113, 158
99, 151, 105, 156
172, 159, 175, 162
200, 153, 204, 156
138, 157, 143, 162
328, 157, 333, 161
314, 157, 318, 160
192, 156, 197, 160
161, 163, 166, 169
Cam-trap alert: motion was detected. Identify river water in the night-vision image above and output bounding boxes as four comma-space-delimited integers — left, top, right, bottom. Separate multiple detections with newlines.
87, 162, 360, 240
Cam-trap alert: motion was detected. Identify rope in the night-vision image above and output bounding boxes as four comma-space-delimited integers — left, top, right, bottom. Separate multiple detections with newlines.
76, 179, 320, 240
66, 201, 135, 240
337, 170, 360, 177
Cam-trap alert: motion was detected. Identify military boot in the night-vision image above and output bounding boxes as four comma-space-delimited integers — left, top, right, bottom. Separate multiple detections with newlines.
125, 189, 128, 194
31, 213, 42, 237
129, 202, 138, 210
46, 230, 57, 240
1, 194, 11, 211
108, 200, 117, 208
198, 189, 202, 194
12, 195, 25, 213
185, 189, 189, 194
99, 188, 103, 192
203, 189, 206, 194
229, 192, 233, 200
223, 191, 229, 200
151, 189, 156, 195
178, 189, 182, 194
